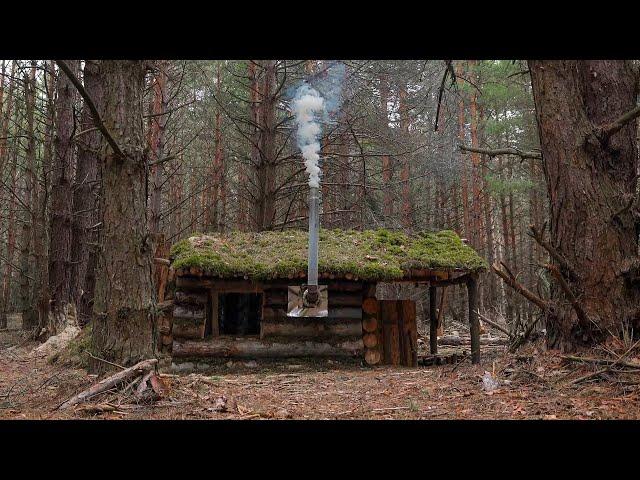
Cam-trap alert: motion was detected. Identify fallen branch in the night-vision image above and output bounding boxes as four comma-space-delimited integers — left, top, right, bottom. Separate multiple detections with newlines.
59, 358, 157, 409
438, 335, 510, 346
567, 338, 640, 386
476, 311, 511, 337
544, 263, 591, 329
561, 354, 640, 371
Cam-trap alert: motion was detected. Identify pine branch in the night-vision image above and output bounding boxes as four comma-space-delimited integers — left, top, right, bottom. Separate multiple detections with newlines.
595, 104, 640, 143
459, 144, 542, 160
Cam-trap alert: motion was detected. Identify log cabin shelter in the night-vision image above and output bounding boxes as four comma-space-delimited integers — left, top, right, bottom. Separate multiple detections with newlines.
164, 228, 487, 367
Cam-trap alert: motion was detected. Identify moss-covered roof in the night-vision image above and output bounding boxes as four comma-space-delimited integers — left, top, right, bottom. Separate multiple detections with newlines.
170, 229, 486, 282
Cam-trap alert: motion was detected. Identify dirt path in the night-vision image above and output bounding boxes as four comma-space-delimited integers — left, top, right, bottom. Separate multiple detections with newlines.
1, 330, 639, 420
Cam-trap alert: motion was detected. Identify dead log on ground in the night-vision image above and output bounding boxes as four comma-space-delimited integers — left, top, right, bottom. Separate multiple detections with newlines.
437, 335, 510, 346
59, 358, 158, 409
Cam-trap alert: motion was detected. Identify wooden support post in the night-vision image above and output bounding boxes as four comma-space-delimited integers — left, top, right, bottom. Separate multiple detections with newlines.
467, 275, 480, 364
429, 285, 438, 354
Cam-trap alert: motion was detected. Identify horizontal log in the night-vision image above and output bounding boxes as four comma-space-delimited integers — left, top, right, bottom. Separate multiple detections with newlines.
365, 348, 381, 365
172, 337, 363, 358
174, 291, 208, 306
175, 276, 367, 293
363, 332, 378, 348
173, 305, 205, 321
328, 293, 363, 308
362, 298, 378, 314
176, 277, 265, 291
362, 316, 378, 333
264, 289, 287, 306
261, 318, 362, 338
263, 307, 362, 320
172, 322, 205, 340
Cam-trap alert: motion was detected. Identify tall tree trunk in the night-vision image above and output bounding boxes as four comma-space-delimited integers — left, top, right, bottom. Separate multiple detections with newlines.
147, 60, 167, 234
254, 60, 277, 231
0, 61, 17, 328
33, 60, 56, 332
456, 62, 471, 242
469, 60, 483, 250
212, 61, 224, 231
529, 60, 640, 350
20, 63, 38, 330
48, 59, 79, 334
91, 60, 155, 370
379, 74, 394, 225
398, 84, 412, 229
73, 60, 103, 326
2, 130, 19, 329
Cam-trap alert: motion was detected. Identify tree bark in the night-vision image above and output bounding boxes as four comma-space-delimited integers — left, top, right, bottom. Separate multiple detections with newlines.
91, 60, 156, 371
72, 60, 103, 325
147, 60, 167, 234
48, 59, 79, 334
528, 60, 640, 350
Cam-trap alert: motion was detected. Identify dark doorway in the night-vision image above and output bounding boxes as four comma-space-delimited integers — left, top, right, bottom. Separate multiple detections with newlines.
218, 293, 262, 335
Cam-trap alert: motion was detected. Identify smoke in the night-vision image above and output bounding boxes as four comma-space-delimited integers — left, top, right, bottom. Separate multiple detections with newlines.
292, 86, 324, 188
291, 61, 345, 188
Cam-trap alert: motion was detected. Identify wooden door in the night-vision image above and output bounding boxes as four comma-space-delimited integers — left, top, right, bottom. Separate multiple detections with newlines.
380, 300, 417, 367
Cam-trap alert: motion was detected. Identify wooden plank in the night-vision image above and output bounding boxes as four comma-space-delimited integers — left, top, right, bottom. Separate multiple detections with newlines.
400, 300, 417, 367
381, 301, 400, 366
429, 286, 438, 354
467, 276, 481, 364
210, 290, 219, 337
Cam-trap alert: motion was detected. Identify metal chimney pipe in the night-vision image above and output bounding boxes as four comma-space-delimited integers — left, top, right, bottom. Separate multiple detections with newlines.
307, 186, 320, 286
306, 186, 320, 304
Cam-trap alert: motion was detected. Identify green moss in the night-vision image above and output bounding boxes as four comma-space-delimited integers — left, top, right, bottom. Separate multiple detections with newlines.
48, 325, 93, 369
170, 228, 487, 282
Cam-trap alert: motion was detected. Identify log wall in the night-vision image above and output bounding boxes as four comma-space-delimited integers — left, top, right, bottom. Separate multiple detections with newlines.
261, 282, 364, 351
171, 289, 208, 341
171, 278, 365, 359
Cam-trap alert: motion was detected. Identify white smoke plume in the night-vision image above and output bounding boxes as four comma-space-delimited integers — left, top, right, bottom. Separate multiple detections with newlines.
291, 62, 345, 188
292, 86, 324, 188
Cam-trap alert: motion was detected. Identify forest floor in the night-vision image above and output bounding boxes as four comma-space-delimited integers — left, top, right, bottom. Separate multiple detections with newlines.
2, 327, 640, 420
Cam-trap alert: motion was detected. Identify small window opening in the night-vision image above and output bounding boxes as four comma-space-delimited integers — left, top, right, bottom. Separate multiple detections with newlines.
218, 293, 262, 335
